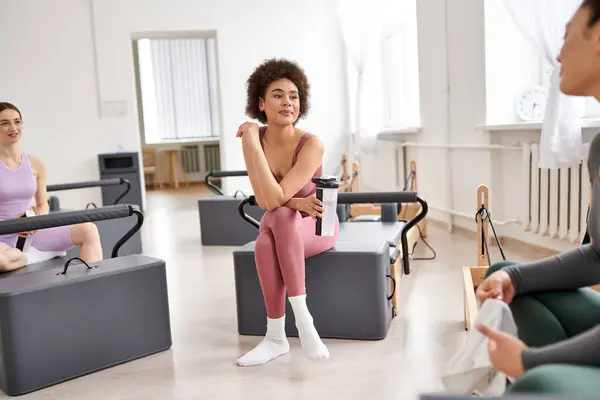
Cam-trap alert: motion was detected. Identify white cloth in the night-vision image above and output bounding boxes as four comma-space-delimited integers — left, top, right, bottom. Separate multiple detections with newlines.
441, 299, 518, 395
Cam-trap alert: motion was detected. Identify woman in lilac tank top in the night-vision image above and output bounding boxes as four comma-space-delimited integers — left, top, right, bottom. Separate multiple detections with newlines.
235, 59, 339, 367
0, 103, 103, 271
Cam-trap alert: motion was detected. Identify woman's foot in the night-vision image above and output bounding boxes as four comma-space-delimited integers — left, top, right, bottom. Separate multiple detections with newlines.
237, 316, 290, 366
289, 294, 329, 361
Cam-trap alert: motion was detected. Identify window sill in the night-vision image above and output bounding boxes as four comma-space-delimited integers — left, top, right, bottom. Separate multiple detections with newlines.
476, 119, 600, 132
377, 126, 422, 141
145, 137, 220, 146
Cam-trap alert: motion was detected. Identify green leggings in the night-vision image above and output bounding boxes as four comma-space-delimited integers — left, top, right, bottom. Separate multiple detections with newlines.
485, 261, 600, 396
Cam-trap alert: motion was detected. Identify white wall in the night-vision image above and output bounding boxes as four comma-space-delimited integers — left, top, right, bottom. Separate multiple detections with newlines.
92, 0, 348, 195
362, 0, 581, 253
1, 0, 348, 208
0, 0, 139, 209
398, 0, 489, 232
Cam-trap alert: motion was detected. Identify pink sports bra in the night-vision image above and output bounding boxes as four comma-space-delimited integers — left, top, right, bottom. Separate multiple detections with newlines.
259, 126, 322, 198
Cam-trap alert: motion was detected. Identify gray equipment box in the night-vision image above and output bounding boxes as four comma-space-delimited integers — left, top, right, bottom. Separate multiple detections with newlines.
198, 196, 265, 246
0, 255, 172, 396
0, 205, 171, 396
233, 239, 394, 340
98, 152, 144, 212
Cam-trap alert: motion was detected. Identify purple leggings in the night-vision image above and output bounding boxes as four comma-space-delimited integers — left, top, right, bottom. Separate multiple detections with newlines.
0, 225, 74, 252
255, 206, 339, 319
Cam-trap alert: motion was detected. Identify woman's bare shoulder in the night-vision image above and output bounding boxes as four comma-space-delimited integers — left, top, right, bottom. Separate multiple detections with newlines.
26, 154, 46, 177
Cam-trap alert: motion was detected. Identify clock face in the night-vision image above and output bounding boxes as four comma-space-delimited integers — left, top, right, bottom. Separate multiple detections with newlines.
516, 86, 548, 122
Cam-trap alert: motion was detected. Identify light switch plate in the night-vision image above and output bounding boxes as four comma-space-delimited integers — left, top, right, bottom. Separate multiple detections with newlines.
101, 101, 127, 118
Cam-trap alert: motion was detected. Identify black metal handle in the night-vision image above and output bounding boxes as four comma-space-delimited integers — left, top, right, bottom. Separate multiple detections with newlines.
46, 178, 131, 206
205, 170, 248, 195
238, 197, 260, 229
57, 257, 96, 275
386, 274, 396, 301
399, 197, 428, 275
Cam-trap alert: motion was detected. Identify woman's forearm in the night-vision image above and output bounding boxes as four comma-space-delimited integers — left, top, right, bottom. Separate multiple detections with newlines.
33, 202, 49, 216
242, 138, 284, 210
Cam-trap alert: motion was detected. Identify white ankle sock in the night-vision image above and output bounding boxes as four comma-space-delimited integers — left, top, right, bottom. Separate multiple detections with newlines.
289, 294, 329, 362
236, 315, 290, 367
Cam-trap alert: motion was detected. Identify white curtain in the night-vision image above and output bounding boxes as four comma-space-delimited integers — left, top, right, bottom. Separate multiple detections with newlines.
138, 38, 219, 143
336, 0, 388, 152
502, 0, 586, 169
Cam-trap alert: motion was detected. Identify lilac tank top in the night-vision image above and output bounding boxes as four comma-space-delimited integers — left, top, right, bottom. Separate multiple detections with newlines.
259, 126, 322, 198
0, 153, 37, 221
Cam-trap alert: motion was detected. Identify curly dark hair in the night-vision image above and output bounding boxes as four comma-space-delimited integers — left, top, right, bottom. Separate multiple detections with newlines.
245, 58, 311, 124
584, 0, 600, 26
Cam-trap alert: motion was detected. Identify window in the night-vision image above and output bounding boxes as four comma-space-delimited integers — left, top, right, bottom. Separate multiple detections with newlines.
136, 37, 221, 144
381, 0, 420, 129
484, 0, 600, 125
343, 0, 420, 135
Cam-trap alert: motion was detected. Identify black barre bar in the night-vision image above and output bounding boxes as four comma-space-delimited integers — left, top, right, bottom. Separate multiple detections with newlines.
0, 205, 144, 258
47, 178, 131, 205
205, 170, 248, 195
337, 191, 418, 204
237, 191, 429, 275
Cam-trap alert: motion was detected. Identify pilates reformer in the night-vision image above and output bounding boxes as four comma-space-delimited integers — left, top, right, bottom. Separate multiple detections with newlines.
337, 160, 433, 260
198, 169, 266, 245
46, 178, 142, 258
234, 190, 429, 340
0, 205, 171, 396
462, 184, 600, 331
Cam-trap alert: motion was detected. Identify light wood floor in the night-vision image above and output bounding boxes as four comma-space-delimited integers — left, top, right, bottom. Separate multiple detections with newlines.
9, 184, 546, 399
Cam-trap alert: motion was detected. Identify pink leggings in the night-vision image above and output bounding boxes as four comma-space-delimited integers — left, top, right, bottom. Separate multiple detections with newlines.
255, 206, 339, 319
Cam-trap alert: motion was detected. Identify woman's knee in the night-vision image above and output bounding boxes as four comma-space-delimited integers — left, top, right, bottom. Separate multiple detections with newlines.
509, 365, 571, 394
255, 231, 275, 254
263, 207, 300, 228
0, 248, 9, 269
70, 222, 100, 245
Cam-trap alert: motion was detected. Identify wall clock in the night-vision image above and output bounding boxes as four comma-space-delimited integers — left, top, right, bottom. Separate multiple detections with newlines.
515, 86, 548, 122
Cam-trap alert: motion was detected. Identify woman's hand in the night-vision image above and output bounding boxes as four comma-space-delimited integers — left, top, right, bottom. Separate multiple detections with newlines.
476, 270, 516, 305
286, 196, 324, 221
15, 209, 37, 238
477, 324, 526, 379
237, 121, 261, 147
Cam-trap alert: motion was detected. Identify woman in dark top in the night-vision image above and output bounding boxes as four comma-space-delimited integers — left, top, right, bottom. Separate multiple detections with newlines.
475, 1, 600, 395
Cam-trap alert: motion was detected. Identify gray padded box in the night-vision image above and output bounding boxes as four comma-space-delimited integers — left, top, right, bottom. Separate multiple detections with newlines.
233, 239, 394, 340
338, 221, 405, 246
198, 196, 265, 246
0, 254, 172, 396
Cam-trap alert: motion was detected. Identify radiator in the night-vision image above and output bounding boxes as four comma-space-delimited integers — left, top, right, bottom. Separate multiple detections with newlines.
523, 142, 590, 243
181, 143, 220, 174
203, 143, 220, 172
182, 145, 201, 173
